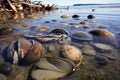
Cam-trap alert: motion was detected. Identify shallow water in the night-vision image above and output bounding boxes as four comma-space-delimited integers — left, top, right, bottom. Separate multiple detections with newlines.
1, 4, 120, 80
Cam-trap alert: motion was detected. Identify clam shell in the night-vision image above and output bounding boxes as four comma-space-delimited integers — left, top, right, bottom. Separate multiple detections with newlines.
18, 38, 32, 58
31, 57, 75, 80
22, 40, 44, 65
7, 38, 44, 65
61, 45, 83, 62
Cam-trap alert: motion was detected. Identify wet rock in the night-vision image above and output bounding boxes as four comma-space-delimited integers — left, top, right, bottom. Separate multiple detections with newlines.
60, 45, 83, 62
52, 19, 57, 22
61, 14, 71, 18
82, 25, 91, 29
0, 54, 4, 64
71, 31, 93, 41
31, 57, 75, 80
89, 29, 114, 37
50, 28, 68, 35
59, 77, 77, 80
69, 22, 78, 25
80, 21, 87, 25
21, 23, 29, 27
0, 73, 7, 80
61, 23, 68, 27
95, 55, 109, 65
82, 44, 96, 56
87, 15, 95, 19
8, 65, 30, 80
58, 36, 71, 44
72, 15, 80, 20
0, 63, 12, 75
45, 21, 50, 23
0, 27, 15, 36
39, 26, 49, 32
93, 43, 113, 52
72, 14, 80, 18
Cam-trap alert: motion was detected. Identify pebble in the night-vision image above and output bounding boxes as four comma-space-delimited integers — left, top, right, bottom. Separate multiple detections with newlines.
72, 31, 93, 41
21, 23, 29, 27
87, 15, 95, 19
61, 23, 68, 27
69, 22, 78, 25
39, 26, 49, 32
72, 14, 80, 18
61, 14, 71, 18
45, 21, 50, 23
80, 21, 87, 25
52, 19, 57, 22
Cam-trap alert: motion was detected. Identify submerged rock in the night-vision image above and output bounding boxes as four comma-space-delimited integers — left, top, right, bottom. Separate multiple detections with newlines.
95, 55, 109, 66
31, 57, 75, 80
69, 22, 78, 25
0, 27, 15, 36
0, 73, 7, 80
82, 44, 96, 56
93, 43, 113, 51
52, 19, 58, 22
71, 31, 93, 41
0, 63, 12, 75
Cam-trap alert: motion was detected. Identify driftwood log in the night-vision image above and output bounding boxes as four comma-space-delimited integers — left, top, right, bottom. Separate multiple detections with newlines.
7, 0, 18, 13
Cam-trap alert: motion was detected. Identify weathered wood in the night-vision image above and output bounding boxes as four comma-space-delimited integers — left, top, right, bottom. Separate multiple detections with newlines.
7, 0, 18, 13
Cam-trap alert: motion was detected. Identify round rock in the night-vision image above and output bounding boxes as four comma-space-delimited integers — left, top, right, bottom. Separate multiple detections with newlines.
87, 15, 95, 19
61, 14, 71, 18
82, 44, 96, 56
95, 55, 109, 66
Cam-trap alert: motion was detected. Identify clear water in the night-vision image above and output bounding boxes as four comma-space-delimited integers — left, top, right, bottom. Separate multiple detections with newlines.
3, 4, 120, 80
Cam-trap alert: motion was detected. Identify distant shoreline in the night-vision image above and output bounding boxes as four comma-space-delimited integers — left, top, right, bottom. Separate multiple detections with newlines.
73, 3, 120, 6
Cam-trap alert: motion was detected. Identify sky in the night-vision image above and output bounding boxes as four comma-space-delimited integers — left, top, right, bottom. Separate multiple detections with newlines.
31, 0, 120, 6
